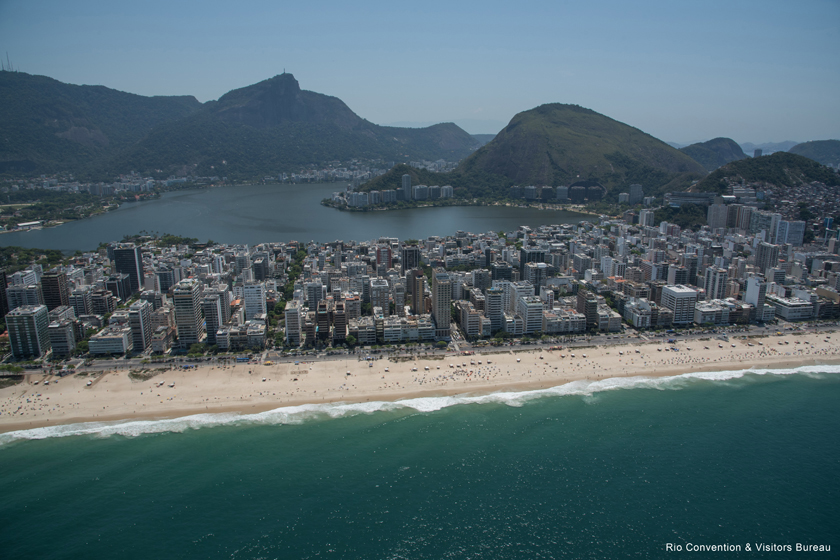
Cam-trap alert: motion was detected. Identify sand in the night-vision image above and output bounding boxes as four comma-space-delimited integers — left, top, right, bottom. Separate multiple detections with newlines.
1, 330, 839, 433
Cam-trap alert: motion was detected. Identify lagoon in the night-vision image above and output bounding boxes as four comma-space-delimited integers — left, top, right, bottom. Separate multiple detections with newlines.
0, 182, 589, 251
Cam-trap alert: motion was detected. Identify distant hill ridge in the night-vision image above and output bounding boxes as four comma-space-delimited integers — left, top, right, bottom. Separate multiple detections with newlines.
788, 140, 840, 167
679, 138, 747, 172
0, 71, 481, 179
740, 141, 799, 155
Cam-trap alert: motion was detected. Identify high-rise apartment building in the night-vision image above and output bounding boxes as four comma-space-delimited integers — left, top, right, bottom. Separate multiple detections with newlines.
661, 285, 698, 325
576, 290, 599, 329
707, 203, 728, 230
202, 294, 223, 346
392, 282, 406, 316
517, 296, 544, 334
242, 282, 267, 321
369, 278, 390, 314
48, 319, 76, 357
491, 262, 513, 281
667, 265, 689, 286
333, 300, 347, 343
204, 286, 231, 325
285, 300, 303, 346
7, 284, 43, 311
376, 245, 392, 271
173, 279, 205, 349
155, 267, 179, 293
776, 220, 806, 247
410, 271, 425, 315
401, 174, 412, 201
744, 277, 767, 320
7, 304, 51, 359
400, 245, 421, 272
69, 286, 92, 317
0, 269, 8, 320
485, 287, 504, 332
129, 300, 153, 353
628, 184, 644, 205
755, 242, 780, 275
704, 266, 729, 301
106, 273, 132, 302
40, 270, 69, 311
520, 247, 546, 275
113, 244, 144, 294
431, 269, 451, 339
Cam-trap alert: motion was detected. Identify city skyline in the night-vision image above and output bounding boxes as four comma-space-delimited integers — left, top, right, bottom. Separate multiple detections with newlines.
1, 0, 838, 143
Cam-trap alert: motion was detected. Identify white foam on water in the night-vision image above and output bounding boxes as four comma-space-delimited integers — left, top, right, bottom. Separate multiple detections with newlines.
2, 364, 838, 445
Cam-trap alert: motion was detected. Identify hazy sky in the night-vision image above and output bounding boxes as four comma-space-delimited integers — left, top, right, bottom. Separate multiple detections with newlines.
1, 0, 838, 143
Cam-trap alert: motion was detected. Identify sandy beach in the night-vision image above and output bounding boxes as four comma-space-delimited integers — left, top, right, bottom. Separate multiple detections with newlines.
2, 331, 839, 433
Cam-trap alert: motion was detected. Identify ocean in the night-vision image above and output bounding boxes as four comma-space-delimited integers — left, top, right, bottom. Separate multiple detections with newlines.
1, 367, 838, 559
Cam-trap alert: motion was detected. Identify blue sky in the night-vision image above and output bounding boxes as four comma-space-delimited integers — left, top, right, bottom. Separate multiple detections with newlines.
1, 0, 838, 143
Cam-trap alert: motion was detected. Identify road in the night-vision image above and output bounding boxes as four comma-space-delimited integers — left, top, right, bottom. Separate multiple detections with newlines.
16, 321, 840, 377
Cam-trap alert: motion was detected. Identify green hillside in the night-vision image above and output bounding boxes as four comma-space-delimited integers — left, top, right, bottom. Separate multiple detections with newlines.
679, 137, 747, 171
1, 72, 480, 179
111, 74, 480, 179
0, 71, 201, 175
359, 163, 511, 200
363, 103, 706, 200
457, 104, 705, 197
788, 140, 840, 167
692, 152, 840, 195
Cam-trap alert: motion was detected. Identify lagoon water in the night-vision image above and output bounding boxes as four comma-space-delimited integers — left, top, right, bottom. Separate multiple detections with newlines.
0, 183, 589, 252
1, 368, 838, 558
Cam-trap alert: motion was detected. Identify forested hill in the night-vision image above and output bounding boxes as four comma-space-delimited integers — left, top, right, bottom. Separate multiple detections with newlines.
362, 103, 707, 200
0, 71, 201, 175
692, 152, 840, 195
1, 72, 481, 179
788, 140, 840, 167
679, 137, 747, 171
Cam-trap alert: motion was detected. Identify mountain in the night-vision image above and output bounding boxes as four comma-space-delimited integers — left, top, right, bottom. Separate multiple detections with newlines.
679, 137, 747, 172
471, 134, 496, 147
788, 140, 840, 167
0, 72, 481, 179
0, 71, 202, 175
458, 103, 705, 198
110, 74, 481, 178
692, 152, 840, 195
739, 141, 798, 155
363, 103, 707, 199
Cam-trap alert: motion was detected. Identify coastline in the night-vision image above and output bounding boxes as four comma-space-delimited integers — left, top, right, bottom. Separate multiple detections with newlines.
2, 332, 838, 435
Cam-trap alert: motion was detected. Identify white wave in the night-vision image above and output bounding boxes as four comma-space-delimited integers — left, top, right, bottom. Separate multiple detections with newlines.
2, 364, 838, 445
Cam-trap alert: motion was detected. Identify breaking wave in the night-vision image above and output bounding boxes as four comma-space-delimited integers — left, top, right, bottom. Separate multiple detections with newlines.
2, 364, 838, 445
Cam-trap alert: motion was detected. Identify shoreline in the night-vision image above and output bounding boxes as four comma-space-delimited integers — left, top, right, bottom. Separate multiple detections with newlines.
323, 199, 600, 217
2, 332, 838, 434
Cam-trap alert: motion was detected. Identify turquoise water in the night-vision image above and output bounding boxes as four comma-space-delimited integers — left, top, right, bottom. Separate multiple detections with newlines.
1, 368, 838, 559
